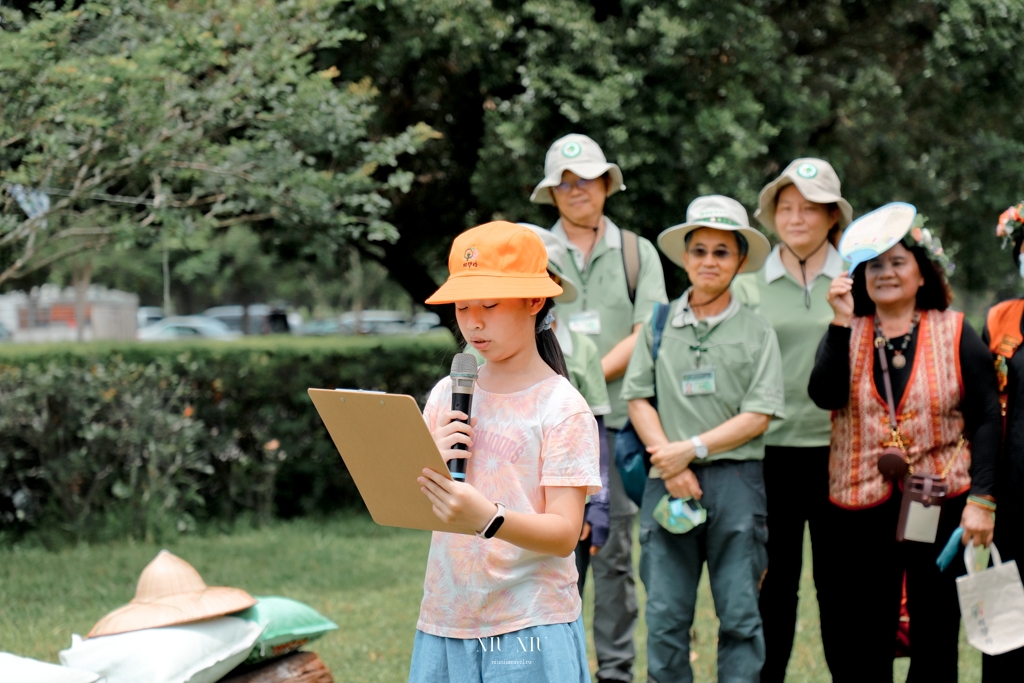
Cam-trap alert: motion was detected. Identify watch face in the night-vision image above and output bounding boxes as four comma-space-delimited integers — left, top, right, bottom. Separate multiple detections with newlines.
485, 515, 505, 539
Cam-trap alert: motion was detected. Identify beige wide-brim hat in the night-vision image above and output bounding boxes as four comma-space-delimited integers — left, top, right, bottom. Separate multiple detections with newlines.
518, 223, 579, 303
658, 195, 771, 272
754, 158, 854, 233
530, 134, 625, 205
88, 550, 256, 638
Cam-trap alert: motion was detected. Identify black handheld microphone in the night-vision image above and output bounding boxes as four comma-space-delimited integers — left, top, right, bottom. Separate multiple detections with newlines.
449, 353, 478, 481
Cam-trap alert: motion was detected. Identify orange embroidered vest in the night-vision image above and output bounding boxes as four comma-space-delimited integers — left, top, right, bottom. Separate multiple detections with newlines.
985, 299, 1024, 417
830, 309, 972, 509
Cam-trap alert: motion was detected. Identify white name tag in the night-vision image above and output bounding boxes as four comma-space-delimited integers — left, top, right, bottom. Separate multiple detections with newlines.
904, 501, 942, 543
568, 310, 601, 335
681, 367, 716, 396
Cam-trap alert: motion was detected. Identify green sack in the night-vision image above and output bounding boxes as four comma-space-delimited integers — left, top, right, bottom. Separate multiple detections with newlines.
233, 596, 338, 664
652, 495, 707, 534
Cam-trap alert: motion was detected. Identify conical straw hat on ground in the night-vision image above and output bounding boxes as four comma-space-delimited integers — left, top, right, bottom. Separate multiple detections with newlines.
88, 550, 256, 638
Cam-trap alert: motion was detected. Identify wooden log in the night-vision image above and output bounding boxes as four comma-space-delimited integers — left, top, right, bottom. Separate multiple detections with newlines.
220, 651, 333, 683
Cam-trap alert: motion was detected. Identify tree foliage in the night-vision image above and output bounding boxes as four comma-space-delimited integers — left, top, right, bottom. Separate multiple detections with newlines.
332, 0, 1024, 308
5, 0, 1024, 314
0, 0, 433, 286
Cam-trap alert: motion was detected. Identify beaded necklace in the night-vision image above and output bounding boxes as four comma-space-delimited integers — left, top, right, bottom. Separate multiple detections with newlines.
873, 310, 921, 370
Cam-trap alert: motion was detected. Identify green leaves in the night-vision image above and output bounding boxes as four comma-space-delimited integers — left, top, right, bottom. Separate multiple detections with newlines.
0, 0, 433, 284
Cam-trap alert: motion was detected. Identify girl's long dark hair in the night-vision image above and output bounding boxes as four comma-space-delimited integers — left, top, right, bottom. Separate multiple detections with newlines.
536, 298, 569, 379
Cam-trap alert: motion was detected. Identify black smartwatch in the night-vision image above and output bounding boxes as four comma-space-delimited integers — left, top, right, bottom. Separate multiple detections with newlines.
476, 502, 506, 539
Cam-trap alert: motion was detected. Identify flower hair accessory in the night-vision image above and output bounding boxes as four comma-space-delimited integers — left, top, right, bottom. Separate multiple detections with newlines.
905, 215, 955, 276
997, 202, 1024, 247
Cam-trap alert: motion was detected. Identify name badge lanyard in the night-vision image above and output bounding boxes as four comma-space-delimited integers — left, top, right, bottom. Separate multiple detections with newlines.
689, 320, 723, 366
681, 318, 721, 396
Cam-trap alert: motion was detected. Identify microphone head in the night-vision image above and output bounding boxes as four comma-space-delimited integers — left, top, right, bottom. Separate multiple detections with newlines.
450, 352, 479, 380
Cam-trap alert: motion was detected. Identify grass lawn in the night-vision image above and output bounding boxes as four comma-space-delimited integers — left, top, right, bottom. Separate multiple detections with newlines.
0, 514, 981, 682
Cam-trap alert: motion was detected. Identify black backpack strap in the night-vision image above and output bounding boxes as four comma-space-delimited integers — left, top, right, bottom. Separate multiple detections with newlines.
620, 228, 640, 305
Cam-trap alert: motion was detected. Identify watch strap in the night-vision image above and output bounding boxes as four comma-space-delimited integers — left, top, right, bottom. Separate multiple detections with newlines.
478, 502, 505, 539
691, 435, 709, 459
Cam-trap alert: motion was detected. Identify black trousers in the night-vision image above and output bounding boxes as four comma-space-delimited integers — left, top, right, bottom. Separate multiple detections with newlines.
758, 445, 832, 683
817, 491, 967, 683
983, 460, 1024, 682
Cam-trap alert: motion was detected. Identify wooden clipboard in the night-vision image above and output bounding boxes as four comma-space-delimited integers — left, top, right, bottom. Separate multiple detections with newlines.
308, 388, 474, 534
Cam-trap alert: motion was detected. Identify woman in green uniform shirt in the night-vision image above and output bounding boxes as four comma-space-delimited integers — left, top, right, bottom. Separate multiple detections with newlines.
732, 158, 853, 683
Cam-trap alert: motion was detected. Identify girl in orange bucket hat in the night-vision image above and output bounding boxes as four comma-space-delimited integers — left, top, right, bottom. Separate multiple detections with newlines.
410, 221, 602, 682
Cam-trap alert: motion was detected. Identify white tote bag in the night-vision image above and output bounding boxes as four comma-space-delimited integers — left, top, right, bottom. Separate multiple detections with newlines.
956, 543, 1024, 655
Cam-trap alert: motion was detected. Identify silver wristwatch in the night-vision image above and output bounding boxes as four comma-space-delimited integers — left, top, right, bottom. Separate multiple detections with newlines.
690, 435, 709, 459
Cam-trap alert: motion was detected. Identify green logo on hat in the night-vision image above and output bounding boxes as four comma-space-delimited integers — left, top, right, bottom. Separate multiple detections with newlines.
797, 163, 818, 179
701, 216, 741, 226
562, 142, 582, 158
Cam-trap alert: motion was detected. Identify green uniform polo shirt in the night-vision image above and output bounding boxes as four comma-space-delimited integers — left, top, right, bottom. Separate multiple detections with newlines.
620, 291, 785, 467
465, 316, 610, 415
554, 321, 611, 416
733, 244, 843, 448
552, 218, 668, 430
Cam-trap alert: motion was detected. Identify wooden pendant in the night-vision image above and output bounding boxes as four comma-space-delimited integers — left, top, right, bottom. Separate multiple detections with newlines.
892, 353, 907, 370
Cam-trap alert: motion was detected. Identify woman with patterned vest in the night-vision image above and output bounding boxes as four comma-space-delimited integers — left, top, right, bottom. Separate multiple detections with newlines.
808, 216, 1000, 683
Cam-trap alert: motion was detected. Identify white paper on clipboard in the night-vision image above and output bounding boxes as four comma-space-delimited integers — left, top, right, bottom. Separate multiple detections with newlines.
308, 388, 475, 535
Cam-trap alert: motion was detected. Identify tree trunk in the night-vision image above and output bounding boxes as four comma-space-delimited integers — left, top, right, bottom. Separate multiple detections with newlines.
366, 237, 454, 331
73, 258, 92, 342
162, 242, 173, 317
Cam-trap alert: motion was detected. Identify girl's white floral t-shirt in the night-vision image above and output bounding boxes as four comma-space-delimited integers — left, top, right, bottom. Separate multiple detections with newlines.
417, 373, 601, 639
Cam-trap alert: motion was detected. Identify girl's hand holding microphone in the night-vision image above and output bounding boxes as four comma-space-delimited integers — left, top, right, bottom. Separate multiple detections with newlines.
419, 411, 496, 532
827, 271, 855, 327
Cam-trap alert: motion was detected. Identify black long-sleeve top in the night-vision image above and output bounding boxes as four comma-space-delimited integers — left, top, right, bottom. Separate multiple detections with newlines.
808, 319, 999, 497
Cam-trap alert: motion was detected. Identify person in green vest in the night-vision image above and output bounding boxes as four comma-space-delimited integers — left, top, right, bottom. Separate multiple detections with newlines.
465, 224, 613, 589
731, 158, 853, 682
531, 133, 667, 683
623, 195, 784, 682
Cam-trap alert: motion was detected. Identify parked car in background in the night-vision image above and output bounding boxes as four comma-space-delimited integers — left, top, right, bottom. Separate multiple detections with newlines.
338, 310, 411, 335
202, 305, 290, 335
411, 312, 444, 334
137, 306, 164, 329
298, 310, 447, 337
137, 316, 240, 341
298, 318, 343, 336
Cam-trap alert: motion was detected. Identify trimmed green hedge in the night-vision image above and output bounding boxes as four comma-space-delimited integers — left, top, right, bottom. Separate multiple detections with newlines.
0, 334, 457, 544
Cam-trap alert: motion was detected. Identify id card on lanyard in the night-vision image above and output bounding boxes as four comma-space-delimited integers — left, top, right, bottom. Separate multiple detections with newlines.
681, 367, 716, 395
568, 310, 601, 335
682, 320, 721, 395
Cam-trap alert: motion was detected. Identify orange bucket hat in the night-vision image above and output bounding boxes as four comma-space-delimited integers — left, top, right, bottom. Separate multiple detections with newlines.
87, 550, 256, 638
425, 221, 564, 304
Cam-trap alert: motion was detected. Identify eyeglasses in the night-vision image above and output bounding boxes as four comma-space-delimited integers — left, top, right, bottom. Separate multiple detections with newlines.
552, 177, 598, 194
686, 246, 735, 261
